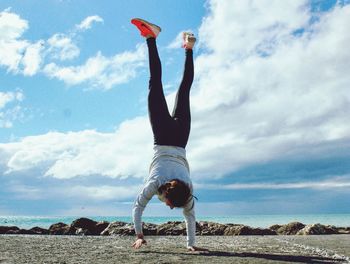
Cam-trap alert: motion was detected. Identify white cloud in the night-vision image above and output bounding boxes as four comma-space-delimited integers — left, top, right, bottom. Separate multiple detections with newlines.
46, 14, 104, 62
0, 11, 101, 74
7, 182, 141, 201
0, 8, 28, 40
43, 44, 147, 90
195, 175, 350, 190
0, 91, 24, 128
0, 9, 28, 72
187, 0, 350, 177
0, 10, 144, 89
22, 40, 45, 75
65, 185, 141, 200
47, 34, 80, 61
76, 15, 103, 31
43, 16, 145, 88
198, 0, 309, 55
0, 116, 153, 179
0, 9, 44, 76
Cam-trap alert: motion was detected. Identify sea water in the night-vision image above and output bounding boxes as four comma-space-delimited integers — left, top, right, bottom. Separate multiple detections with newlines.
0, 214, 349, 229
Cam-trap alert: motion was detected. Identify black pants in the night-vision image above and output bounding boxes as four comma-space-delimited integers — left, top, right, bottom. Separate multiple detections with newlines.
147, 38, 194, 148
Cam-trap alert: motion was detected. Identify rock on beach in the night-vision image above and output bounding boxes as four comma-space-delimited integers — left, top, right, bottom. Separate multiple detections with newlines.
270, 221, 306, 235
101, 221, 134, 236
1, 217, 350, 236
297, 223, 339, 235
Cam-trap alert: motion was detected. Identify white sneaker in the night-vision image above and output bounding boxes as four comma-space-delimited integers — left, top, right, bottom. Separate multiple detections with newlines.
183, 32, 196, 49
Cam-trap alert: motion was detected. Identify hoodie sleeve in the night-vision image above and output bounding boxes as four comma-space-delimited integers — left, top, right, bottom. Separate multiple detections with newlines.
132, 180, 158, 235
183, 197, 196, 247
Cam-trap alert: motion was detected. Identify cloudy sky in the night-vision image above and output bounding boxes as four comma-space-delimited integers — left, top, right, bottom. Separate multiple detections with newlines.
0, 0, 349, 217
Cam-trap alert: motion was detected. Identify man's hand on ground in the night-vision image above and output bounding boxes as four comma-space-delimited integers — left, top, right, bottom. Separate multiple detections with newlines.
132, 234, 147, 249
187, 246, 209, 252
132, 238, 147, 249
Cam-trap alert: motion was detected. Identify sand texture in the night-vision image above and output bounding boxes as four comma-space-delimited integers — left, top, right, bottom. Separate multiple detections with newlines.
1, 235, 350, 264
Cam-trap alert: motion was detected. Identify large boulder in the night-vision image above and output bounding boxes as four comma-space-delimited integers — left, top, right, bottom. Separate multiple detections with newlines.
95, 221, 110, 235
143, 223, 158, 236
273, 222, 305, 235
156, 221, 186, 236
6, 229, 37, 235
0, 226, 20, 234
336, 227, 350, 234
100, 221, 134, 236
49, 222, 71, 235
70, 218, 109, 236
199, 221, 229, 235
75, 228, 91, 236
70, 218, 96, 234
29, 227, 49, 235
224, 225, 276, 236
297, 224, 339, 235
269, 224, 282, 232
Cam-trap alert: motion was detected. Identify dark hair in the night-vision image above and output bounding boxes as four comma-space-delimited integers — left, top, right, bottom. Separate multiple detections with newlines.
160, 179, 191, 207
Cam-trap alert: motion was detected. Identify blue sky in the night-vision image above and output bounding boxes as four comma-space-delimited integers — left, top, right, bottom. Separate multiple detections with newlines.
0, 0, 349, 217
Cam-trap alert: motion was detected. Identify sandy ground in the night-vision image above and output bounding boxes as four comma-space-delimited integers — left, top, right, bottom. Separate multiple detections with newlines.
0, 235, 349, 264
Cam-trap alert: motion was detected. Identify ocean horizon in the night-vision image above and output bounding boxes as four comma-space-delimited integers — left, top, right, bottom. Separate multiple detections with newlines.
1, 214, 349, 229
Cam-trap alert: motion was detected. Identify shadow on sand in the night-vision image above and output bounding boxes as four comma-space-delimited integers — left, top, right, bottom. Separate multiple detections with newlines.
137, 250, 344, 264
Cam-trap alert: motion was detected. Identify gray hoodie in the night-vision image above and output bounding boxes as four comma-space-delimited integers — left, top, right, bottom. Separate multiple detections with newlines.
132, 145, 196, 247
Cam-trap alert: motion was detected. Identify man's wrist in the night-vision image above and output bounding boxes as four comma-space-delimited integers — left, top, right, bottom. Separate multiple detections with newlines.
136, 233, 144, 239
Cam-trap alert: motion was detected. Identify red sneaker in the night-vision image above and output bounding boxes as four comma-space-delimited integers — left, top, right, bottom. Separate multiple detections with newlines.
131, 18, 161, 38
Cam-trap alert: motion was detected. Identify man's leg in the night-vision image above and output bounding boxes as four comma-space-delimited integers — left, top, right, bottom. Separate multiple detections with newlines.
171, 49, 194, 148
